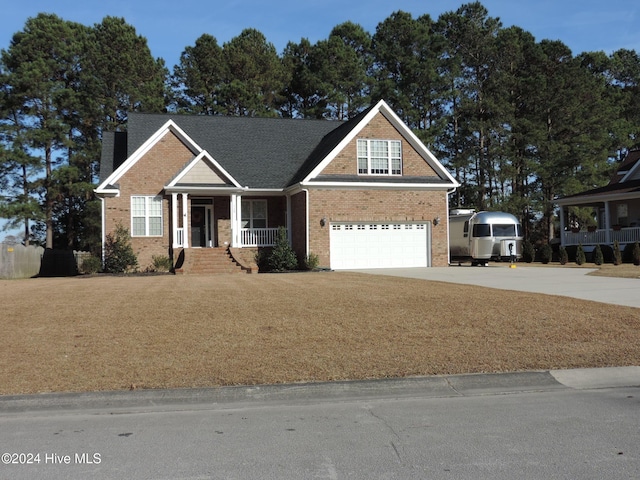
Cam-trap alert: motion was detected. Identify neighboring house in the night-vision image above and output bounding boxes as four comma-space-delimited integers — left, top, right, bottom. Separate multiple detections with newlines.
95, 100, 459, 273
556, 149, 640, 248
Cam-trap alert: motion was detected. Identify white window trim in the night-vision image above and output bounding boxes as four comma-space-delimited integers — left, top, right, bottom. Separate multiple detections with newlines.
131, 195, 163, 237
357, 139, 402, 176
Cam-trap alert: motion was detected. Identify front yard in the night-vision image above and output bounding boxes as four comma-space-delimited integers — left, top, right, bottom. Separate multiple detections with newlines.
1, 272, 639, 395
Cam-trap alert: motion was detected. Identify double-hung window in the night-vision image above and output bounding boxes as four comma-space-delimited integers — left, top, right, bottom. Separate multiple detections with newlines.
241, 199, 267, 229
357, 139, 402, 175
131, 196, 163, 236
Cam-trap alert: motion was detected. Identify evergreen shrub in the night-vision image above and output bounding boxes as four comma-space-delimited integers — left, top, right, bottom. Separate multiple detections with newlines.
540, 243, 552, 264
103, 223, 138, 273
81, 256, 102, 274
266, 227, 298, 272
522, 241, 534, 263
575, 244, 586, 265
613, 240, 622, 265
593, 244, 603, 265
558, 246, 568, 265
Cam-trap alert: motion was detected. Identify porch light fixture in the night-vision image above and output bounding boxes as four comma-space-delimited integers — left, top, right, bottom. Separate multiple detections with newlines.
433, 216, 441, 226
320, 217, 327, 227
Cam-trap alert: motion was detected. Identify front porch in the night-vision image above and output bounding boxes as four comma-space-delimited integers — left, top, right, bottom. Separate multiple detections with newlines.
558, 193, 640, 248
168, 192, 288, 249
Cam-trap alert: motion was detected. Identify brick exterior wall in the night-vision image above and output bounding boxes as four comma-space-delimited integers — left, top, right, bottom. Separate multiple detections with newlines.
103, 131, 194, 269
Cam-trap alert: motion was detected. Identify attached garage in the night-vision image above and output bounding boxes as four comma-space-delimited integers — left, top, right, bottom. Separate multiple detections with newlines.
329, 222, 431, 269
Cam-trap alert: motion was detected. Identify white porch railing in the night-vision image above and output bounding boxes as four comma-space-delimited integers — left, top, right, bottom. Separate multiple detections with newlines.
175, 226, 283, 248
563, 227, 640, 246
240, 228, 282, 247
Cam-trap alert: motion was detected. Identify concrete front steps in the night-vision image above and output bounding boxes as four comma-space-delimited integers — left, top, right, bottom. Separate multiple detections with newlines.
175, 248, 249, 274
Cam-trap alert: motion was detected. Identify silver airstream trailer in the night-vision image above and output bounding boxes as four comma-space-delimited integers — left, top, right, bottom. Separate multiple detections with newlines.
449, 210, 523, 265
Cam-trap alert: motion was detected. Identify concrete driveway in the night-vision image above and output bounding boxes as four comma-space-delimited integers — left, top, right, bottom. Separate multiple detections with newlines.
350, 265, 640, 308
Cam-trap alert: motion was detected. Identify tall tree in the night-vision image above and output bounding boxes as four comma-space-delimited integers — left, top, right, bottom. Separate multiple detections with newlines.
218, 28, 285, 117
0, 14, 86, 248
87, 16, 167, 131
371, 11, 445, 147
0, 99, 42, 245
171, 34, 225, 114
436, 2, 504, 210
314, 22, 372, 120
280, 38, 328, 119
602, 49, 640, 157
528, 40, 613, 240
491, 26, 542, 237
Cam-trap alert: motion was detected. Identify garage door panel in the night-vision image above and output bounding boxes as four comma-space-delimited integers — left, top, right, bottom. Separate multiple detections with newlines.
330, 222, 430, 269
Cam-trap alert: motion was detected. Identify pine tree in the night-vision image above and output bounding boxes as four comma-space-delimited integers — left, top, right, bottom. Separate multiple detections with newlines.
171, 34, 225, 115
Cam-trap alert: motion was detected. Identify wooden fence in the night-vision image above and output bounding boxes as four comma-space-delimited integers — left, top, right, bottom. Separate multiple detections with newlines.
1, 236, 92, 278
0, 239, 44, 279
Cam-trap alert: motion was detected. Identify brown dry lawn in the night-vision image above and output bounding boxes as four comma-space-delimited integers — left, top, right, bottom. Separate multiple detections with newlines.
1, 270, 639, 395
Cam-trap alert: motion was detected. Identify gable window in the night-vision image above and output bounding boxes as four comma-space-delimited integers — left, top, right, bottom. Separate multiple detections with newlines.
357, 139, 402, 175
242, 199, 267, 229
131, 196, 163, 236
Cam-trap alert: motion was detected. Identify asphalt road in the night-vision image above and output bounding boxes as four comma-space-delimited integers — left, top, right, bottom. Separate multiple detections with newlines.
349, 265, 640, 308
1, 368, 639, 479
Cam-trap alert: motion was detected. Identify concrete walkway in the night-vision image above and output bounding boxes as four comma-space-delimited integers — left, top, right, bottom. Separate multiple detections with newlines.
350, 265, 640, 308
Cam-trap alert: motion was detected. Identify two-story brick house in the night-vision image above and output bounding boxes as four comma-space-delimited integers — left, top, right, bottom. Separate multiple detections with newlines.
95, 100, 459, 272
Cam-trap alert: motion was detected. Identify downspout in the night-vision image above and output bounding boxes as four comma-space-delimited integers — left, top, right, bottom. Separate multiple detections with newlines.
100, 196, 106, 267
303, 188, 310, 258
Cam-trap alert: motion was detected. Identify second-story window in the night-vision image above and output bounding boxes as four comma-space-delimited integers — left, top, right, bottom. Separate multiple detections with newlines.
357, 139, 402, 175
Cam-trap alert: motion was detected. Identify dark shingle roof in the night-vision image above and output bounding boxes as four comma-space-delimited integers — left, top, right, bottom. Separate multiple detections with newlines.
610, 149, 640, 185
98, 131, 127, 184
105, 113, 344, 189
560, 178, 640, 201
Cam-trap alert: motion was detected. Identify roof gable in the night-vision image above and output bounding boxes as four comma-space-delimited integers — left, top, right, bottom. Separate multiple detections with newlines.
167, 151, 241, 188
96, 119, 200, 193
297, 100, 458, 187
618, 149, 640, 183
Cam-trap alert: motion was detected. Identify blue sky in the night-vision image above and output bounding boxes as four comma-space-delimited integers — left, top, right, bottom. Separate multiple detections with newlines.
2, 0, 639, 68
1, 0, 639, 239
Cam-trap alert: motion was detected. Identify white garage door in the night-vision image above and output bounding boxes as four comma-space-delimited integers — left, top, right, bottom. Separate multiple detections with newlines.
330, 222, 430, 269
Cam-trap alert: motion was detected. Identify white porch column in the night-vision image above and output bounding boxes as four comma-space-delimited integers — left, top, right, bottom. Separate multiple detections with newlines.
181, 193, 189, 248
171, 193, 179, 248
604, 200, 611, 245
230, 194, 240, 247
559, 206, 566, 247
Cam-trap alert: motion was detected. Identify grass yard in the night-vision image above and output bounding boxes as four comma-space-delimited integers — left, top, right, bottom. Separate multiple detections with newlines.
1, 271, 639, 395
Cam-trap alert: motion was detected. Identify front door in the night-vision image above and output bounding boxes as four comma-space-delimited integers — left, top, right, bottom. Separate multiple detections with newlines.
191, 205, 213, 247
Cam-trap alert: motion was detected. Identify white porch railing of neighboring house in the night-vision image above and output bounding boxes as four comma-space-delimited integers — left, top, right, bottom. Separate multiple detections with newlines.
240, 228, 282, 247
563, 226, 640, 246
